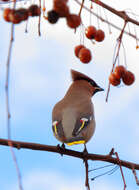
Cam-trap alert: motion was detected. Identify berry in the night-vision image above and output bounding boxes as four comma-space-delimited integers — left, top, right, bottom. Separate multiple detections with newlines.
78, 48, 92, 63
47, 10, 59, 24
85, 26, 97, 39
109, 73, 121, 86
17, 8, 29, 21
114, 65, 126, 79
95, 29, 105, 42
122, 71, 135, 85
9, 10, 23, 24
74, 44, 85, 58
53, 0, 69, 17
28, 5, 41, 17
66, 14, 81, 29
3, 8, 13, 22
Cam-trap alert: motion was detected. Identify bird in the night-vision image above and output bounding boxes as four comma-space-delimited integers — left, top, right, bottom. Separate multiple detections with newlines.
52, 69, 104, 147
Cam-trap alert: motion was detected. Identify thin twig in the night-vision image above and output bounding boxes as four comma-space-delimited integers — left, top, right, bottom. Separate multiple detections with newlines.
91, 165, 119, 180
89, 164, 114, 172
132, 168, 139, 186
8, 141, 23, 190
38, 0, 41, 36
5, 1, 23, 190
115, 152, 127, 190
78, 0, 84, 17
25, 19, 29, 33
103, 7, 112, 34
84, 158, 90, 190
105, 21, 127, 102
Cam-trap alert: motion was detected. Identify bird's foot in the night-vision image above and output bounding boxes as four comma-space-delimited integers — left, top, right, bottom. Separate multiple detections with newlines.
61, 143, 66, 150
57, 143, 66, 156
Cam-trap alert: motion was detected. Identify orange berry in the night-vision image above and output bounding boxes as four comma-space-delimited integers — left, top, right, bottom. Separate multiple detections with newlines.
78, 48, 92, 63
3, 8, 12, 22
85, 26, 97, 39
122, 71, 135, 85
53, 0, 69, 17
95, 29, 105, 42
114, 65, 126, 79
66, 14, 81, 29
109, 73, 121, 86
74, 44, 85, 58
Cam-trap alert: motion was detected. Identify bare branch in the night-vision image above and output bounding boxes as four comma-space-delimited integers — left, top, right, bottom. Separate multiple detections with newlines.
132, 168, 139, 186
91, 0, 139, 26
5, 2, 23, 189
84, 157, 90, 190
0, 138, 139, 171
115, 152, 127, 190
106, 21, 127, 102
74, 0, 139, 41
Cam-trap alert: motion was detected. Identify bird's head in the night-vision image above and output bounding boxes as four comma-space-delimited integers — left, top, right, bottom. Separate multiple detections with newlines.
71, 69, 104, 95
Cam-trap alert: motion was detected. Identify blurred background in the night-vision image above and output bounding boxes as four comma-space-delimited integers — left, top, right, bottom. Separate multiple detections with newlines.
0, 0, 139, 189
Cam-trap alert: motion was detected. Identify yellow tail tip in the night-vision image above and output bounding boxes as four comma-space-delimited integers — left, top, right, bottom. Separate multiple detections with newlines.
67, 140, 85, 146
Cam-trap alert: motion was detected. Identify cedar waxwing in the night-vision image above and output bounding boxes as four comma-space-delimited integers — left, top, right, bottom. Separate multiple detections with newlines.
52, 70, 104, 146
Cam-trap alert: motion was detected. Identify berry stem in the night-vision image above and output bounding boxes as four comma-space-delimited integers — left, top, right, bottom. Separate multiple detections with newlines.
78, 0, 85, 17
106, 21, 127, 102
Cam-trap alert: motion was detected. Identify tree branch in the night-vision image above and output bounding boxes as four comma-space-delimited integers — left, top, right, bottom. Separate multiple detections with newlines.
74, 0, 139, 41
91, 0, 139, 26
0, 138, 138, 171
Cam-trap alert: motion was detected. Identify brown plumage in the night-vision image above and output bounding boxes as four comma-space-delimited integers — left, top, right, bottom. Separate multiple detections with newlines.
52, 70, 104, 146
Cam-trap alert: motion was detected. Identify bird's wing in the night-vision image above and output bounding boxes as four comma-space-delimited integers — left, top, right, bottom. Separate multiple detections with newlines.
72, 115, 94, 137
52, 120, 66, 140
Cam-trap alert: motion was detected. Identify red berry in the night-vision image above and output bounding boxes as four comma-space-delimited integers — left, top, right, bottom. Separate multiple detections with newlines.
122, 71, 135, 85
85, 26, 97, 39
114, 65, 126, 79
3, 8, 12, 22
9, 10, 22, 24
95, 29, 105, 42
74, 45, 85, 58
47, 10, 59, 24
28, 5, 41, 17
66, 14, 81, 29
78, 48, 92, 63
109, 73, 121, 86
17, 8, 29, 21
53, 0, 69, 17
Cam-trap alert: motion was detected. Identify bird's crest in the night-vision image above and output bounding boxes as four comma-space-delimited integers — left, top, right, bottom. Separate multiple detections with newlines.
71, 69, 98, 87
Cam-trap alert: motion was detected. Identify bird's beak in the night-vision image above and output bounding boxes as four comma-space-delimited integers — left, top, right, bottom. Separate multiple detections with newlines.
93, 86, 104, 95
95, 86, 104, 92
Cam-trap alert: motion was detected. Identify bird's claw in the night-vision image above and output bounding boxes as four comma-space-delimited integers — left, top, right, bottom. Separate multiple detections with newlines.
57, 143, 66, 156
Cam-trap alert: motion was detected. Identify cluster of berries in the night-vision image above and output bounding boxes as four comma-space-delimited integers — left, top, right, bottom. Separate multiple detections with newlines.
85, 25, 105, 42
47, 0, 81, 29
74, 26, 105, 64
3, 4, 41, 24
74, 45, 92, 64
109, 65, 135, 86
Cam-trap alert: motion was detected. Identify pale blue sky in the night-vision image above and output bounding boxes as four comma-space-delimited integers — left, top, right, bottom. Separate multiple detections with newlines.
0, 1, 139, 190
